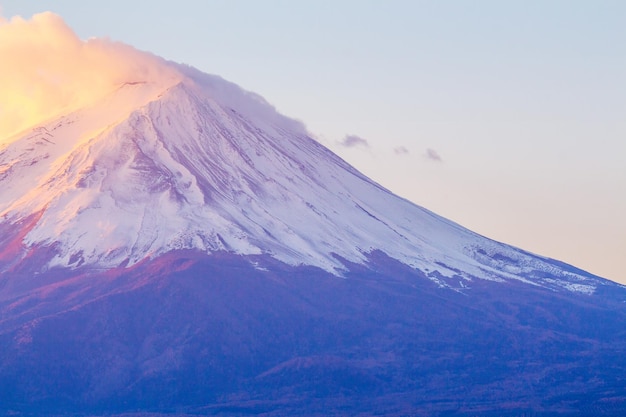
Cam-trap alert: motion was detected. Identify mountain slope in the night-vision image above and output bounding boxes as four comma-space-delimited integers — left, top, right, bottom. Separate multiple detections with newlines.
1, 252, 625, 416
1, 64, 626, 416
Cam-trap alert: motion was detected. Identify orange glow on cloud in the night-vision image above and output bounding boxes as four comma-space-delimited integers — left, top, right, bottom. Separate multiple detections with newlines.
0, 12, 181, 142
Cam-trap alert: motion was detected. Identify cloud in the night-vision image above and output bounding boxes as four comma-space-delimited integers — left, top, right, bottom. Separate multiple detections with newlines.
394, 146, 409, 155
339, 134, 369, 148
0, 12, 181, 141
424, 148, 443, 162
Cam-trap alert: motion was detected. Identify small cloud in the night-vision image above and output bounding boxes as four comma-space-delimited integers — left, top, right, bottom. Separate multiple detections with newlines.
424, 148, 443, 162
394, 146, 409, 155
339, 134, 369, 148
0, 12, 181, 140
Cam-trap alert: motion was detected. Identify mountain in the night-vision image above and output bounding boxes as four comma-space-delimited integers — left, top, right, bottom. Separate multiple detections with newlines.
1, 64, 625, 417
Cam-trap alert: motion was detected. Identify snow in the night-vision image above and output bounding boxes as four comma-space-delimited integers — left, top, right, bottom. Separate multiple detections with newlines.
0, 66, 606, 294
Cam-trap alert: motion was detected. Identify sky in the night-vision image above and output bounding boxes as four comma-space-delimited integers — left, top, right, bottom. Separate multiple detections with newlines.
1, 1, 624, 284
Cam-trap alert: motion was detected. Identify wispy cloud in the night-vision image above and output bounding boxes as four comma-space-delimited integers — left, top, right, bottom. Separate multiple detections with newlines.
339, 134, 369, 148
424, 148, 443, 162
394, 146, 409, 155
0, 12, 181, 140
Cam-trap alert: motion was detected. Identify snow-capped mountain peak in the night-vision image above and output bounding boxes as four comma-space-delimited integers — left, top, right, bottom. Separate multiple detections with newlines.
0, 67, 606, 294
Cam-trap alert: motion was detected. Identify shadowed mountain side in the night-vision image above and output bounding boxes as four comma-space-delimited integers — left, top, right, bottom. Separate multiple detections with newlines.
1, 252, 625, 416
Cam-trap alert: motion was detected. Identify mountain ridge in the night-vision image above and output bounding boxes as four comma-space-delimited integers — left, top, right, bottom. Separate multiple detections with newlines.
2, 13, 625, 415
1, 62, 625, 417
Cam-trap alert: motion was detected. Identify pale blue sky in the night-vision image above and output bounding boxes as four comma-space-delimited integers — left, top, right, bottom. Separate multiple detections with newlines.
2, 1, 625, 283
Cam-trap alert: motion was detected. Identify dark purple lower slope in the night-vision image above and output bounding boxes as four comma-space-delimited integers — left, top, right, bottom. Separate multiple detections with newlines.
1, 251, 626, 416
